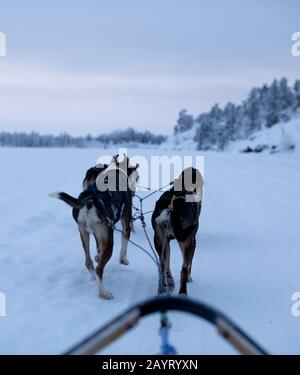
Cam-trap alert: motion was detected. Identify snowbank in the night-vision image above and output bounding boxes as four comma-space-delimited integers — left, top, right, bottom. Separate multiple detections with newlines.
230, 117, 300, 154
163, 117, 300, 154
161, 124, 197, 151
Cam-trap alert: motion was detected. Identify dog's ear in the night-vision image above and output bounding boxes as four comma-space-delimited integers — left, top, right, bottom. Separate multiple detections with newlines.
111, 154, 119, 165
122, 153, 130, 166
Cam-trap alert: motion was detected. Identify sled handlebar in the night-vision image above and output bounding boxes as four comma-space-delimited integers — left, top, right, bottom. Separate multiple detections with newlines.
64, 296, 268, 355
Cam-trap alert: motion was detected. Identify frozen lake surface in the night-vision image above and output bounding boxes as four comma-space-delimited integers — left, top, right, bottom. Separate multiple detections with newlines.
0, 147, 299, 354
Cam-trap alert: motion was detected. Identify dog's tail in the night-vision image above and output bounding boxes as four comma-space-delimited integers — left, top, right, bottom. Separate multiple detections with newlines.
48, 192, 81, 210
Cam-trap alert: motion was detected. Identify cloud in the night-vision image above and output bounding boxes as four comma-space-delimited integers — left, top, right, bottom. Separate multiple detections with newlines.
0, 61, 276, 93
0, 61, 299, 135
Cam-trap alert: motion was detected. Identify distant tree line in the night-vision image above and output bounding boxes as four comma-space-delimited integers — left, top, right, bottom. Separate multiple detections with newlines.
96, 127, 166, 145
174, 78, 300, 150
0, 127, 166, 148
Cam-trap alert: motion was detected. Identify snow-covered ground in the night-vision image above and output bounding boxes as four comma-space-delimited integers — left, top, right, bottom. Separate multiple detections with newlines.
0, 147, 300, 354
163, 124, 198, 151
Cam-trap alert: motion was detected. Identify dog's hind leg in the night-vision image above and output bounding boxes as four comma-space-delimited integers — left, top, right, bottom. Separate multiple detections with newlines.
187, 244, 195, 283
163, 239, 175, 292
119, 207, 131, 266
179, 236, 196, 295
93, 234, 101, 264
79, 225, 95, 279
154, 233, 174, 294
95, 226, 114, 300
154, 235, 164, 295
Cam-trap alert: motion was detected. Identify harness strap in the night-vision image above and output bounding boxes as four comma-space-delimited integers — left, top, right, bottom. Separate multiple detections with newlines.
168, 195, 177, 210
167, 194, 186, 210
98, 198, 115, 225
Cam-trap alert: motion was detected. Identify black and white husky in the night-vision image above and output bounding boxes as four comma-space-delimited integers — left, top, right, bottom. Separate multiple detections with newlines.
50, 155, 139, 299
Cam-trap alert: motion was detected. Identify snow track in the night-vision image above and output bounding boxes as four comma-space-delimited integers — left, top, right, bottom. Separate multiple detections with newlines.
0, 148, 299, 354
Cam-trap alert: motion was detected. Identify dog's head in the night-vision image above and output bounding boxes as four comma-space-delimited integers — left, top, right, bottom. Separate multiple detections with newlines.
96, 154, 139, 193
112, 154, 139, 191
174, 167, 203, 202
83, 164, 109, 190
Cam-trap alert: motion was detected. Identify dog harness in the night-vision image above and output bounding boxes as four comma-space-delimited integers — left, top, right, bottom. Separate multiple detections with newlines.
78, 184, 128, 225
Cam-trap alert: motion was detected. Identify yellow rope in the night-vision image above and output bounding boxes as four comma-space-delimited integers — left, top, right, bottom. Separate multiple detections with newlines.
168, 195, 177, 209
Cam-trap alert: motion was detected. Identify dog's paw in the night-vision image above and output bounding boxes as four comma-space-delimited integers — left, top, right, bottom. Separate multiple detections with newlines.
119, 257, 129, 266
157, 285, 172, 296
179, 290, 188, 297
187, 275, 193, 283
166, 275, 175, 288
99, 290, 114, 300
165, 286, 175, 295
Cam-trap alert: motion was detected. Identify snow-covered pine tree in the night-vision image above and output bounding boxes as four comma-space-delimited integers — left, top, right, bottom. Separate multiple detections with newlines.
191, 78, 299, 151
174, 109, 194, 134
294, 80, 300, 110
278, 77, 294, 121
265, 79, 281, 127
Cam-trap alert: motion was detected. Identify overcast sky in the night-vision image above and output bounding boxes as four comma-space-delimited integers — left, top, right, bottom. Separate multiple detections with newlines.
0, 0, 300, 135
